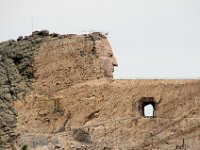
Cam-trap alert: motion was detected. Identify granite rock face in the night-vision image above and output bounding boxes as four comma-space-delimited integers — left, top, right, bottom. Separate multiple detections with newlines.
1, 30, 200, 149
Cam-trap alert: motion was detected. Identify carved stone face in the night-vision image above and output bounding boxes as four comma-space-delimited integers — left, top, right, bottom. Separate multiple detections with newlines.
95, 39, 118, 78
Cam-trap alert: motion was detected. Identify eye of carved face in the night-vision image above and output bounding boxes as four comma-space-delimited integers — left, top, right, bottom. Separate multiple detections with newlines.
108, 53, 113, 58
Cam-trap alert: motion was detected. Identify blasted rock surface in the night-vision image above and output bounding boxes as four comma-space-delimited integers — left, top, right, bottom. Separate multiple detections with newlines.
33, 33, 108, 94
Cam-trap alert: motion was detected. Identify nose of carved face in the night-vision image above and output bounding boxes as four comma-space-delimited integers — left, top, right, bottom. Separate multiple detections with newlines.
112, 56, 118, 67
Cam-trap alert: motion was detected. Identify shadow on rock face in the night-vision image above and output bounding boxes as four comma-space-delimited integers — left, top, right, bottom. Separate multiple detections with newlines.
73, 129, 92, 144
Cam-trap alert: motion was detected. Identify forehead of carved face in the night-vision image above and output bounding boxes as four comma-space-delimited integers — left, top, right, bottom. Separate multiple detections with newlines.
95, 39, 118, 78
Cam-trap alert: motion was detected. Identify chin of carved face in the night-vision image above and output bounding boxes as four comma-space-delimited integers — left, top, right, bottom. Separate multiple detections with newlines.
105, 69, 114, 78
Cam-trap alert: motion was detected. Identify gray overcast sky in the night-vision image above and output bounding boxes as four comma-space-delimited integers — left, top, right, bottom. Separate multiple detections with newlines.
1, 0, 200, 78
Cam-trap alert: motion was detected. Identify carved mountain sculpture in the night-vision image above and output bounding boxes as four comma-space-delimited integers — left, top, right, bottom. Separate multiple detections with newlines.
0, 30, 199, 150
